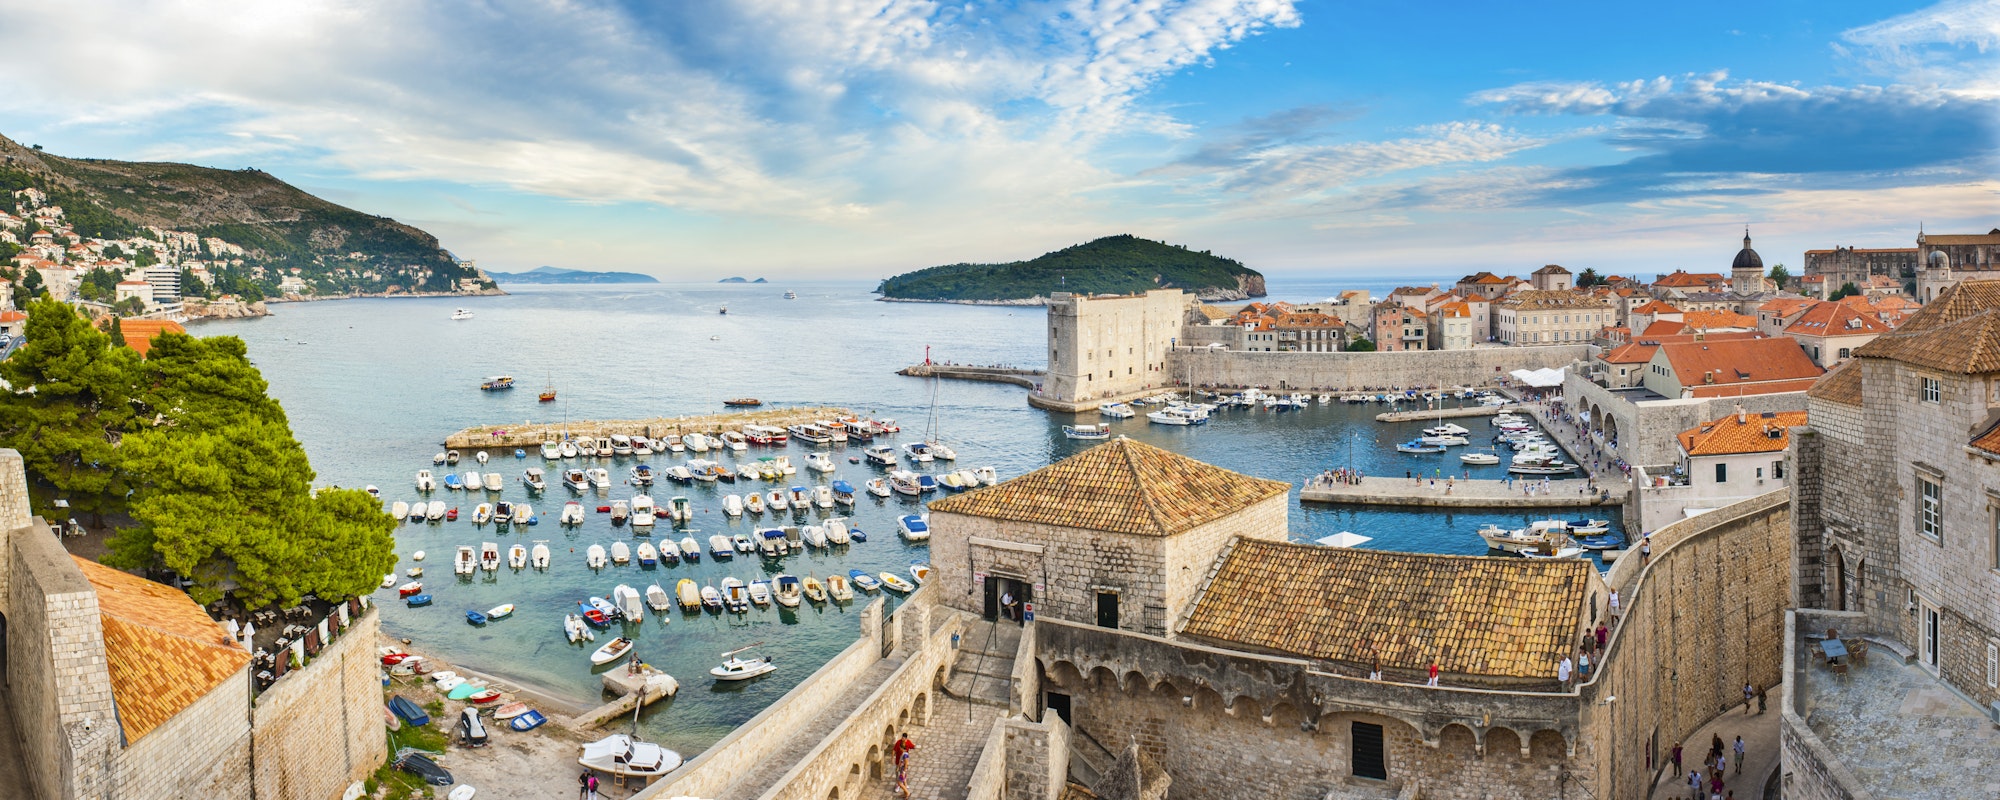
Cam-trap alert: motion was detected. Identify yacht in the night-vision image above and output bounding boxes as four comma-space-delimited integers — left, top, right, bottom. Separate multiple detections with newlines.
1146, 405, 1208, 426
451, 308, 474, 320
1099, 402, 1135, 419
864, 444, 899, 466
901, 442, 934, 463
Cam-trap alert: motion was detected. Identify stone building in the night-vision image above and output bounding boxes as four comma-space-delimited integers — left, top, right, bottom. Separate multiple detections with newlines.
924, 437, 1290, 636
1268, 312, 1345, 352
1640, 336, 1823, 400
1803, 245, 1918, 290
0, 450, 385, 800
1674, 409, 1804, 501
1780, 300, 1889, 367
1427, 300, 1475, 350
1916, 228, 2000, 302
1370, 304, 1429, 351
1493, 290, 1615, 345
1529, 264, 1572, 291
1037, 290, 1189, 409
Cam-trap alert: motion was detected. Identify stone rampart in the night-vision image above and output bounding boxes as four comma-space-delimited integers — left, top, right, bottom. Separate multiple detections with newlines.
1000, 714, 1069, 800
113, 670, 251, 800
1165, 344, 1588, 394
1779, 609, 1872, 800
250, 607, 385, 800
6, 510, 114, 800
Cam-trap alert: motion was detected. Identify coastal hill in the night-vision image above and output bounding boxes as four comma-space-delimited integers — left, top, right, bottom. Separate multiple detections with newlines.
0, 132, 485, 295
486, 265, 659, 284
876, 234, 1266, 304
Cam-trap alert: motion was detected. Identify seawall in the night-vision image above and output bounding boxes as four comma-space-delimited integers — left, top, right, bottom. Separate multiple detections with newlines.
897, 364, 1044, 389
442, 406, 852, 449
1163, 344, 1590, 394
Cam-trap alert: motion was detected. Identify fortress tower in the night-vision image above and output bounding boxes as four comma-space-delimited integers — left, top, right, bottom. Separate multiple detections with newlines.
1040, 289, 1188, 409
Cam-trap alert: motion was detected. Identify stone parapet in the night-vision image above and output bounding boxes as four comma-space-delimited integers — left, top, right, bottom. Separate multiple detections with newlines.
250, 607, 386, 800
1165, 344, 1589, 395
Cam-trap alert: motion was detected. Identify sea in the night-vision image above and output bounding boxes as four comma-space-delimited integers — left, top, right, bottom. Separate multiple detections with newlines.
200, 277, 1620, 755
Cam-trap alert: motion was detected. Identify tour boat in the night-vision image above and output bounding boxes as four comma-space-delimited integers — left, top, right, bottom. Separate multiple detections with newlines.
824, 517, 851, 545
747, 579, 773, 607
610, 500, 630, 525
483, 472, 504, 491
866, 478, 892, 497
826, 574, 854, 602
561, 501, 585, 525
507, 544, 527, 570
679, 535, 701, 562
788, 424, 832, 445
415, 470, 435, 492
452, 308, 474, 320
586, 544, 607, 569
708, 535, 735, 560
531, 541, 551, 569
631, 495, 656, 528
723, 494, 744, 517
611, 541, 631, 565
454, 546, 476, 575
721, 577, 749, 612
897, 514, 930, 542
848, 569, 881, 593
480, 375, 515, 391
588, 468, 611, 489
480, 542, 500, 572
910, 563, 931, 585
888, 471, 922, 496
864, 444, 899, 466
711, 645, 774, 683
590, 637, 635, 666
766, 489, 789, 511
724, 397, 762, 407
1395, 439, 1447, 454
802, 577, 828, 604
1099, 402, 1135, 419
901, 442, 934, 462
636, 541, 658, 566
878, 572, 916, 593
1063, 424, 1111, 440
1459, 450, 1501, 465
523, 467, 546, 491
676, 578, 702, 610
646, 582, 672, 611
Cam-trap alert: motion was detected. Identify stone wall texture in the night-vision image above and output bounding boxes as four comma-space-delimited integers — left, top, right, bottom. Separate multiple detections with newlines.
115, 671, 252, 800
6, 516, 114, 800
1166, 344, 1589, 395
1044, 291, 1186, 405
250, 607, 385, 800
1001, 715, 1069, 800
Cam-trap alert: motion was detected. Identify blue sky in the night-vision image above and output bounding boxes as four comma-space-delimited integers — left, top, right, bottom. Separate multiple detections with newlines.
0, 0, 1993, 280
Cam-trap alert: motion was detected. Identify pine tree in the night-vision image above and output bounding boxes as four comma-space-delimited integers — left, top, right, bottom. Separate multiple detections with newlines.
108, 316, 126, 347
0, 299, 140, 525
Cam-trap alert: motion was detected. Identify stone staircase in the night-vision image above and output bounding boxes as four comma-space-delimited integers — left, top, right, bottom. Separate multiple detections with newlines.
940, 618, 1019, 709
1066, 725, 1117, 792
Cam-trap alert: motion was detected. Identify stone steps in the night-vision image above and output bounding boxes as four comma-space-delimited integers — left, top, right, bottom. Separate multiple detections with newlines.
1068, 726, 1116, 791
942, 670, 1011, 708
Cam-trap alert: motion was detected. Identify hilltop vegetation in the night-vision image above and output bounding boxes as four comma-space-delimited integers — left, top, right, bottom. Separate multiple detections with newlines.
486, 265, 659, 284
876, 234, 1265, 303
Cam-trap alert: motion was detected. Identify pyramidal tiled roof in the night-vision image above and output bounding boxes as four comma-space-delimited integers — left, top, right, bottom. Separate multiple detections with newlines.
1807, 359, 1864, 405
927, 437, 1289, 536
1855, 308, 2000, 374
73, 557, 249, 743
1181, 540, 1591, 679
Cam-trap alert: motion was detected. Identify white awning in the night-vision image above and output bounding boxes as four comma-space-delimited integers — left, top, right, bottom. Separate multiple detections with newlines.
1315, 531, 1373, 548
1510, 367, 1568, 388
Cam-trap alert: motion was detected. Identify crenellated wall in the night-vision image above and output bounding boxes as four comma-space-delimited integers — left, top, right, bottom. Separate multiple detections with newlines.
250, 606, 386, 800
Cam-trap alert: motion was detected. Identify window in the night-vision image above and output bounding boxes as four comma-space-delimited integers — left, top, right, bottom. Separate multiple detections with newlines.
1773, 460, 1785, 480
1839, 348, 1851, 359
1715, 463, 1727, 483
1922, 376, 1941, 403
1919, 475, 1943, 542
1351, 722, 1387, 780
1756, 466, 1764, 479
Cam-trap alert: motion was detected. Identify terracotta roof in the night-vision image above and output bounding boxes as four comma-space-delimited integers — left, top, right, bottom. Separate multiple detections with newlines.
115, 320, 187, 359
1181, 540, 1590, 680
1969, 418, 2000, 457
1678, 411, 1808, 456
1682, 310, 1758, 330
0, 310, 24, 323
1784, 302, 1889, 337
1808, 360, 1863, 405
72, 557, 248, 743
1193, 305, 1233, 320
1922, 231, 2000, 245
1642, 320, 1688, 336
1686, 377, 1822, 397
1603, 342, 1657, 363
1273, 313, 1342, 329
1655, 270, 1727, 288
927, 437, 1289, 537
1496, 290, 1613, 309
1633, 300, 1681, 314
1758, 298, 1814, 316
1533, 264, 1572, 275
1659, 337, 1823, 389
1853, 281, 2000, 372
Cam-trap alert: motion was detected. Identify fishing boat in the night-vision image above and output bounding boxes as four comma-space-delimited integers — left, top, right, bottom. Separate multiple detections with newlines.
734, 533, 757, 554
531, 541, 551, 569
916, 474, 938, 493
480, 542, 500, 572
720, 577, 749, 612
523, 467, 546, 491
442, 473, 462, 491
848, 569, 882, 592
710, 645, 775, 681
827, 574, 854, 602
747, 579, 773, 607
674, 578, 702, 610
480, 375, 515, 391
391, 500, 410, 520
879, 572, 916, 593
699, 583, 723, 611
636, 541, 658, 566
708, 535, 735, 560
389, 694, 429, 726
610, 542, 631, 565
723, 494, 744, 517
1099, 402, 1135, 419
830, 480, 856, 507
507, 544, 527, 570
898, 514, 930, 542
588, 468, 611, 488
802, 576, 827, 603
910, 563, 931, 585
446, 450, 463, 466
724, 398, 762, 407
766, 488, 789, 512
630, 495, 656, 528
483, 472, 504, 491
586, 544, 608, 569
486, 603, 515, 620
805, 452, 836, 473
415, 470, 435, 491
398, 581, 424, 597
406, 594, 432, 607
513, 502, 534, 525
678, 535, 701, 562
773, 575, 802, 607
590, 637, 635, 666
1063, 423, 1111, 440
561, 501, 585, 525
866, 478, 892, 497
1395, 439, 1447, 454
888, 471, 922, 496
801, 524, 827, 548
454, 545, 477, 575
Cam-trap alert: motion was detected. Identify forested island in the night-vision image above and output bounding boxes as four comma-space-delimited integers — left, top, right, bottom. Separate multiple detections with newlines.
875, 234, 1265, 304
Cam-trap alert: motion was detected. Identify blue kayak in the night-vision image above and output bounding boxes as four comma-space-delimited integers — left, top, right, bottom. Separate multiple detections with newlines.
508, 710, 548, 731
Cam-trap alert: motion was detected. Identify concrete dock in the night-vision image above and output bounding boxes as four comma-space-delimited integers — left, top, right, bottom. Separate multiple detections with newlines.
1299, 476, 1625, 508
897, 363, 1044, 389
571, 664, 680, 729
442, 406, 852, 449
1374, 404, 1522, 423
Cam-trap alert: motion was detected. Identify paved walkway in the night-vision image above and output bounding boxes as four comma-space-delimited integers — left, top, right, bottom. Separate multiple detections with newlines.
1800, 653, 2000, 798
861, 695, 1006, 800
0, 694, 35, 800
1648, 687, 1780, 800
1299, 475, 1624, 508
720, 653, 908, 800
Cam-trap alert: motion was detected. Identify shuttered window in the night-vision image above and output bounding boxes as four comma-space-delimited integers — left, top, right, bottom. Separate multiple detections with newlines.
1352, 722, 1387, 780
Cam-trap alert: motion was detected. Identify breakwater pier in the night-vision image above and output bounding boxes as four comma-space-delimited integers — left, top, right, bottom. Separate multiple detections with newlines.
896, 363, 1044, 389
441, 406, 851, 449
1299, 476, 1626, 509
1374, 404, 1522, 423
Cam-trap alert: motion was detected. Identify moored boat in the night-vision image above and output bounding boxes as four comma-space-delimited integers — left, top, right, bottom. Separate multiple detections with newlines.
897, 514, 930, 541
590, 637, 635, 666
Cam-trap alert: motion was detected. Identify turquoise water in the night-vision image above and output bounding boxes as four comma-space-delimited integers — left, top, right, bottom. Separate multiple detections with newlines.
202, 280, 1620, 754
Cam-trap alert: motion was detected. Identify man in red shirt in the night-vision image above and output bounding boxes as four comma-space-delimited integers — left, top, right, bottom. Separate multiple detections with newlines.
893, 733, 916, 768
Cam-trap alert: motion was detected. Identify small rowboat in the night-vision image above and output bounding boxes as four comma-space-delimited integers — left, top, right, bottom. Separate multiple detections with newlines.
486, 604, 515, 620
724, 398, 762, 407
382, 653, 410, 666
406, 594, 432, 607
910, 564, 931, 585
508, 710, 548, 731
848, 569, 881, 592
879, 572, 916, 593
591, 637, 635, 666
446, 681, 480, 700
398, 582, 424, 597
467, 689, 503, 704
493, 702, 532, 720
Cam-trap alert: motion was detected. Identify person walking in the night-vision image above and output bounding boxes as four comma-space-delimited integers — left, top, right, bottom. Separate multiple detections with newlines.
1595, 623, 1609, 653
578, 772, 592, 800
1756, 684, 1767, 714
1744, 683, 1755, 714
1578, 648, 1591, 680
1670, 741, 1683, 777
1733, 736, 1745, 775
1557, 654, 1573, 686
1687, 769, 1703, 800
1640, 535, 1652, 565
586, 773, 600, 800
1609, 588, 1620, 620
1426, 660, 1440, 687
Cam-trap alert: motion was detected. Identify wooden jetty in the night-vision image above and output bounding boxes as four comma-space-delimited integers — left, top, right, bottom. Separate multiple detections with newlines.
443, 406, 852, 449
1299, 476, 1625, 509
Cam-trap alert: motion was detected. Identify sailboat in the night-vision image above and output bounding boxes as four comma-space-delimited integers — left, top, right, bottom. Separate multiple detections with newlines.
539, 372, 556, 403
922, 372, 957, 460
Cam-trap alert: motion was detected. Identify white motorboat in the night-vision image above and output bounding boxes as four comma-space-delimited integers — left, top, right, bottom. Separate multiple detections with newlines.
594, 437, 614, 458
1420, 435, 1468, 447
1099, 402, 1135, 419
475, 450, 489, 465
512, 502, 533, 525
455, 546, 476, 575
1460, 451, 1501, 465
381, 573, 397, 589
610, 500, 630, 525
1146, 406, 1208, 426
1063, 424, 1111, 440
826, 574, 854, 602
678, 536, 700, 561
901, 442, 933, 463
666, 464, 694, 483
668, 496, 693, 524
472, 503, 493, 525
560, 439, 580, 458
451, 308, 474, 320
589, 637, 636, 667
564, 613, 591, 643
747, 579, 772, 607
733, 534, 756, 554
813, 486, 835, 509
766, 489, 789, 512
560, 501, 585, 525
630, 464, 655, 486
708, 535, 735, 560
864, 444, 899, 466
684, 433, 710, 452
611, 434, 633, 456
483, 472, 503, 491
788, 486, 811, 509
888, 471, 922, 496
1423, 422, 1470, 437
721, 431, 748, 452
390, 500, 411, 520
531, 541, 551, 569
801, 524, 828, 548
721, 577, 749, 611
586, 544, 607, 569
563, 468, 588, 491
523, 467, 546, 491
611, 542, 631, 565
613, 584, 644, 621
805, 453, 836, 473
631, 495, 657, 528
415, 470, 435, 491
723, 494, 744, 517
927, 441, 957, 460
646, 583, 672, 612
480, 542, 500, 572
541, 439, 562, 459
974, 466, 999, 486
462, 470, 482, 491
865, 478, 892, 497
507, 544, 527, 570
774, 575, 802, 607
421, 501, 445, 520
710, 645, 775, 681
824, 517, 851, 544
636, 541, 658, 566
898, 514, 930, 542
737, 463, 760, 481
588, 468, 611, 489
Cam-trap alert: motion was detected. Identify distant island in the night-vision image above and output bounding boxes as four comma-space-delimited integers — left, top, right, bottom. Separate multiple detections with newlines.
875, 234, 1265, 304
486, 266, 659, 284
718, 276, 771, 284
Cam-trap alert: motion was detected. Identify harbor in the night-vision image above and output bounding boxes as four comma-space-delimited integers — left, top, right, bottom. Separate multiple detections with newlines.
441, 406, 852, 449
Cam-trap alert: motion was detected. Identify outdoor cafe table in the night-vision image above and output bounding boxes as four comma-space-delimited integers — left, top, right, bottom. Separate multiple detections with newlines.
1820, 639, 1849, 662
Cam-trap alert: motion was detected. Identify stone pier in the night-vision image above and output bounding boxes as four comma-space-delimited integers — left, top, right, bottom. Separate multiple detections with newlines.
1299, 476, 1626, 508
897, 364, 1045, 390
1375, 404, 1521, 422
571, 665, 678, 730
442, 406, 852, 449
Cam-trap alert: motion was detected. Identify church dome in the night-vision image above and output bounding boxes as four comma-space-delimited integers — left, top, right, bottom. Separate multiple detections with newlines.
1732, 231, 1763, 271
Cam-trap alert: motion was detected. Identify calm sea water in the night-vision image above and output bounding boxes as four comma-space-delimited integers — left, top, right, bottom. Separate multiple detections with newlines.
200, 279, 1617, 754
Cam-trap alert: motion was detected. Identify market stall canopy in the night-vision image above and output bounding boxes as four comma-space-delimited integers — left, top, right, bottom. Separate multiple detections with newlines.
1315, 531, 1373, 548
1510, 367, 1567, 388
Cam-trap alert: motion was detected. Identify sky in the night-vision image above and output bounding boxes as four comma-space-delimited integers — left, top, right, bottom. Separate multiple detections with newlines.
0, 0, 1995, 281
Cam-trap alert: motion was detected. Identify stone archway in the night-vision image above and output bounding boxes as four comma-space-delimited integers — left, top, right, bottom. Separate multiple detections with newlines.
1828, 545, 1847, 612
1529, 730, 1568, 760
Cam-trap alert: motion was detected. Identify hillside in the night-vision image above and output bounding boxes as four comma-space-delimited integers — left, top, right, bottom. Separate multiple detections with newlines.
876, 235, 1265, 303
0, 133, 487, 297
487, 266, 658, 284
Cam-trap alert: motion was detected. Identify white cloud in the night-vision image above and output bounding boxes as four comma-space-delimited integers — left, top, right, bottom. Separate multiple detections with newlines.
1841, 0, 2000, 95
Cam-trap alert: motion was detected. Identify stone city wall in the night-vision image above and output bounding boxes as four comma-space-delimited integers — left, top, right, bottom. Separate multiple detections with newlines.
1778, 609, 1871, 800
1000, 714, 1069, 800
250, 607, 386, 800
1165, 344, 1589, 395
638, 598, 888, 800
1585, 490, 1791, 800
5, 512, 115, 800
1563, 371, 1808, 467
965, 716, 1011, 800
112, 670, 252, 800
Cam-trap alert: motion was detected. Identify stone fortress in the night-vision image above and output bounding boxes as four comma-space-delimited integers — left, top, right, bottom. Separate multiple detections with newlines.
0, 450, 384, 800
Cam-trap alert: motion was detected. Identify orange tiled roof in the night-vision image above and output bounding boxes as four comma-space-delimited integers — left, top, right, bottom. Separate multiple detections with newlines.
1686, 377, 1822, 397
1808, 360, 1863, 405
1759, 298, 1814, 316
1784, 302, 1888, 337
1633, 300, 1681, 314
1969, 418, 2000, 457
1655, 270, 1727, 287
1181, 540, 1591, 680
1659, 337, 1823, 388
1682, 310, 1758, 330
72, 557, 248, 743
1922, 231, 2000, 245
1677, 411, 1809, 456
1602, 342, 1658, 363
927, 437, 1289, 537
1854, 281, 2000, 373
1642, 320, 1688, 336
115, 320, 187, 359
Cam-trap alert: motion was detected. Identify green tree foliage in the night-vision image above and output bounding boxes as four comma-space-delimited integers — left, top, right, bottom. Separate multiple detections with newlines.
0, 299, 140, 524
113, 297, 145, 316
75, 267, 120, 301
1768, 264, 1791, 290
1346, 337, 1377, 352
134, 247, 158, 268
1575, 268, 1602, 288
876, 235, 1262, 301
107, 317, 125, 347
1830, 282, 1862, 300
